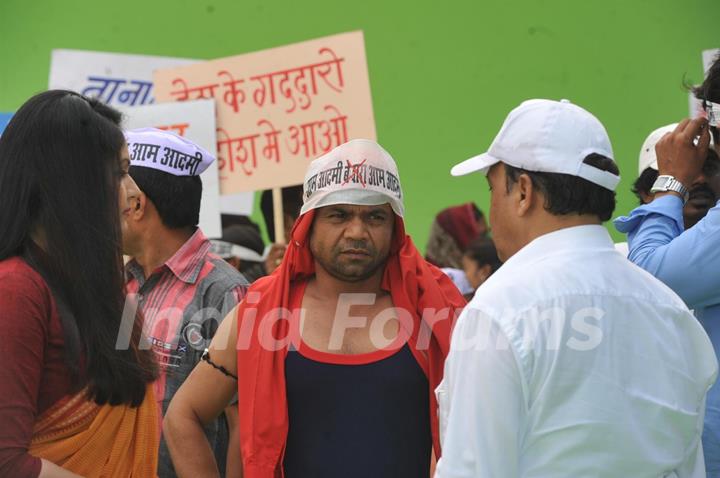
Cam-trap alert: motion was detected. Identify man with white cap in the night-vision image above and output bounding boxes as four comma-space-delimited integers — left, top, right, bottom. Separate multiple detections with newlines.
162, 139, 466, 477
614, 124, 720, 256
615, 56, 720, 476
435, 99, 717, 477
632, 124, 720, 229
122, 128, 247, 477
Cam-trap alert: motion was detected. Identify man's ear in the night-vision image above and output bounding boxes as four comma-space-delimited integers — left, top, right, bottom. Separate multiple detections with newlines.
516, 173, 535, 217
131, 192, 148, 220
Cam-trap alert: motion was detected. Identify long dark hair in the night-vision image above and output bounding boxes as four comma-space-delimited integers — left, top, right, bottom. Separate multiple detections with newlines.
0, 90, 157, 406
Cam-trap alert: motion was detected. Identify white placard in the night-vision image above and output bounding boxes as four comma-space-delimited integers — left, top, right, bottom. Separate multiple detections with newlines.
690, 89, 704, 118
703, 49, 719, 76
49, 49, 254, 216
118, 100, 223, 238
49, 49, 196, 107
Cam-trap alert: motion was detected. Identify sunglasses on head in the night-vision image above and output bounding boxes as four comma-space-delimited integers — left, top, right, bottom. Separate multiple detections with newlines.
703, 99, 720, 128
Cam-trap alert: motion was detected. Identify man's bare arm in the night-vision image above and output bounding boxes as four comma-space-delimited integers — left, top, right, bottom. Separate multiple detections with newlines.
164, 305, 240, 478
224, 405, 242, 478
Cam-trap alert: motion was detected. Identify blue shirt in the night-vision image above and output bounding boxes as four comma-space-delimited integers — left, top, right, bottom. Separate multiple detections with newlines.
615, 195, 720, 476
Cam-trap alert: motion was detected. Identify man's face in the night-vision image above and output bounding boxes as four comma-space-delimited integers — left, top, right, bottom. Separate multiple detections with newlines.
683, 152, 720, 228
309, 203, 394, 282
486, 163, 518, 262
462, 255, 487, 291
118, 145, 141, 254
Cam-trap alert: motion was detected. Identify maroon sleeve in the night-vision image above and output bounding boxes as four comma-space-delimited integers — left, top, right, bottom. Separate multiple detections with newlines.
0, 268, 50, 477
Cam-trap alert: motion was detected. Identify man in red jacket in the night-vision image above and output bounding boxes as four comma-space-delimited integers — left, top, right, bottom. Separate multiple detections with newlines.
162, 139, 466, 478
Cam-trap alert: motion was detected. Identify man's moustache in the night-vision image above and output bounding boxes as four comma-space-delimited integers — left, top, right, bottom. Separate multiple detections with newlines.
689, 184, 717, 202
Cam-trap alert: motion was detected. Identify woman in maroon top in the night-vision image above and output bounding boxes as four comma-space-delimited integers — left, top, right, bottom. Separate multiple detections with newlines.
0, 91, 158, 477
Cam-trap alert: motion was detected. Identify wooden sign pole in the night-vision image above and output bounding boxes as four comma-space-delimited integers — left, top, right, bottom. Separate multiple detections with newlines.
272, 187, 285, 244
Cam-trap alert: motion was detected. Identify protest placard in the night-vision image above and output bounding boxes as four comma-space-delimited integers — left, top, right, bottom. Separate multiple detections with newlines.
49, 49, 195, 107
153, 31, 376, 196
703, 49, 719, 76
689, 90, 705, 119
49, 49, 254, 216
119, 99, 222, 238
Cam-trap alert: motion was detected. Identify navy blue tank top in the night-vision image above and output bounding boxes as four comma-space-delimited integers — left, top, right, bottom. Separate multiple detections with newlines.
283, 342, 431, 478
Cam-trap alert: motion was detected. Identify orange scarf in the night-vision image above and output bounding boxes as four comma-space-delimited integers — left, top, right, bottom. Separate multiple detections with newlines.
29, 385, 159, 477
236, 211, 467, 477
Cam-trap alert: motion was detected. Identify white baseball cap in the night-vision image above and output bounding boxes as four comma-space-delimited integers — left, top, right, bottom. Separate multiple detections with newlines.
637, 122, 715, 175
300, 139, 404, 217
637, 124, 677, 175
451, 99, 619, 191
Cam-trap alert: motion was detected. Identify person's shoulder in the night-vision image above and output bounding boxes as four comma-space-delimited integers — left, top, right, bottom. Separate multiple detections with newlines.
0, 257, 54, 328
469, 256, 551, 313
197, 254, 249, 297
615, 257, 689, 309
0, 256, 49, 295
469, 248, 654, 313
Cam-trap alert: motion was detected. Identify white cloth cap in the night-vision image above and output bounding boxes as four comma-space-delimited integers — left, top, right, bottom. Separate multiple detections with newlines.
451, 99, 619, 191
301, 139, 404, 217
637, 122, 715, 175
125, 127, 215, 177
637, 123, 677, 175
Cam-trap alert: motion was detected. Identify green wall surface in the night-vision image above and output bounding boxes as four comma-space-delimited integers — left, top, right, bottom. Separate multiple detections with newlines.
1, 0, 718, 248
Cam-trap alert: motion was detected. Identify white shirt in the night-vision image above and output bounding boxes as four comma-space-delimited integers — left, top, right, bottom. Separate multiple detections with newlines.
435, 225, 717, 478
614, 241, 629, 256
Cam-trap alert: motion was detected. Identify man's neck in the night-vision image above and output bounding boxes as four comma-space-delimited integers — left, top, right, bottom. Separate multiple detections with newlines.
525, 213, 601, 246
132, 226, 195, 279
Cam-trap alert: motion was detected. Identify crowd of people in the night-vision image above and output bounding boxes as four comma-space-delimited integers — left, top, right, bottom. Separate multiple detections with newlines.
1, 56, 720, 477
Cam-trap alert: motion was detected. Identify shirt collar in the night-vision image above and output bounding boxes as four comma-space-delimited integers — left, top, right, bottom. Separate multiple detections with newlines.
126, 228, 211, 285
165, 228, 211, 284
502, 225, 614, 272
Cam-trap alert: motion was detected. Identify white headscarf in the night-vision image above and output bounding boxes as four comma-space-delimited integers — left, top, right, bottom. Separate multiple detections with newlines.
300, 139, 404, 217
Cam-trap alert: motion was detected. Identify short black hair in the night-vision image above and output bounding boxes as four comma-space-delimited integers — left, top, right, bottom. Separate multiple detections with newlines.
504, 153, 619, 222
221, 214, 262, 232
694, 53, 720, 145
463, 237, 502, 273
260, 185, 304, 242
130, 166, 202, 229
632, 167, 658, 204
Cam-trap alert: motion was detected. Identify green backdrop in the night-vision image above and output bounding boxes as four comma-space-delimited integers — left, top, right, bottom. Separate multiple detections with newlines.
1, 0, 718, 249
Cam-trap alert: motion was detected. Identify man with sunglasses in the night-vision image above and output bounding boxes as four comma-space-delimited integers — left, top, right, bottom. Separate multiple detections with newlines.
615, 56, 720, 476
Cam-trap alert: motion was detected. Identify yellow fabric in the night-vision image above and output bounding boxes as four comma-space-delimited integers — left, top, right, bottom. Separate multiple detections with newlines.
29, 385, 159, 477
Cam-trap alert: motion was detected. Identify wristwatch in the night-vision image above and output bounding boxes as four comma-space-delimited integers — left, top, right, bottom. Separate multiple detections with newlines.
650, 175, 689, 203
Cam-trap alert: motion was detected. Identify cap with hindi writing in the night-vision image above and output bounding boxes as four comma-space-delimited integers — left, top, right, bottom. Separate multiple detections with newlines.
451, 99, 620, 191
301, 139, 404, 217
125, 127, 215, 177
